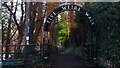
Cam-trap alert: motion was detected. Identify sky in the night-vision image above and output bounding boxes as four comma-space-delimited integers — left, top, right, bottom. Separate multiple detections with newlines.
0, 0, 1, 9
0, 2, 22, 30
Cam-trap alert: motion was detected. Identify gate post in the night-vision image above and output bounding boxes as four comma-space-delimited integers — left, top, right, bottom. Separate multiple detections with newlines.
42, 31, 51, 64
47, 31, 51, 63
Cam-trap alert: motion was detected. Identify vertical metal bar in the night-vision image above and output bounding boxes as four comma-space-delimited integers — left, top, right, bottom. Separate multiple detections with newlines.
25, 2, 30, 45
24, 2, 30, 64
47, 32, 50, 43
47, 31, 50, 63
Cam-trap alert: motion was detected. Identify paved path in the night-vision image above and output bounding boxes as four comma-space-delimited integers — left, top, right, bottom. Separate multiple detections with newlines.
49, 54, 95, 68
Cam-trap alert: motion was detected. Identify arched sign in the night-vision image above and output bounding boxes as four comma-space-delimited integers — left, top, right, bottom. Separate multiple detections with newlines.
44, 4, 94, 31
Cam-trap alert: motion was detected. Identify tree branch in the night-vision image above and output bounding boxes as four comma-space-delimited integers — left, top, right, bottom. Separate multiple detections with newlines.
3, 3, 19, 28
10, 29, 17, 40
20, 2, 24, 22
14, 0, 18, 14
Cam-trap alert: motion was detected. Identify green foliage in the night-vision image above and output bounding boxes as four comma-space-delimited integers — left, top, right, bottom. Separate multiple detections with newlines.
56, 13, 71, 48
84, 2, 120, 67
75, 11, 89, 25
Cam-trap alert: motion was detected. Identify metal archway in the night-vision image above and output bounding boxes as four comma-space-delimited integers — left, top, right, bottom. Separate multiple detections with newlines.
44, 4, 95, 31
43, 4, 97, 65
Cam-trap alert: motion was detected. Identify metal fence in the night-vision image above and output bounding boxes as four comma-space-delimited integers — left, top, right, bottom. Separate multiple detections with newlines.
0, 43, 50, 66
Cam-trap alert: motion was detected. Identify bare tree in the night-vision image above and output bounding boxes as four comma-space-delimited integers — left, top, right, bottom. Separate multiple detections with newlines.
3, 2, 25, 51
4, 2, 13, 59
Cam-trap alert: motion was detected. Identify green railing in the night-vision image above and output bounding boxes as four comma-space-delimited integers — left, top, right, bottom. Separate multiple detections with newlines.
0, 43, 50, 66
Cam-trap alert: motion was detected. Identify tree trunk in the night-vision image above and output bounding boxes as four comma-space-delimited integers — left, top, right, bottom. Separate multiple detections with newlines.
5, 2, 13, 59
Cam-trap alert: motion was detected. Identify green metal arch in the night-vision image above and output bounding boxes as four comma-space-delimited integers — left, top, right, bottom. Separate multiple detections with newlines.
44, 4, 95, 31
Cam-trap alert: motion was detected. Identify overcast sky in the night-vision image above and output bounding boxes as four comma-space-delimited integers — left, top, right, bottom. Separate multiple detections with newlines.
0, 0, 1, 9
